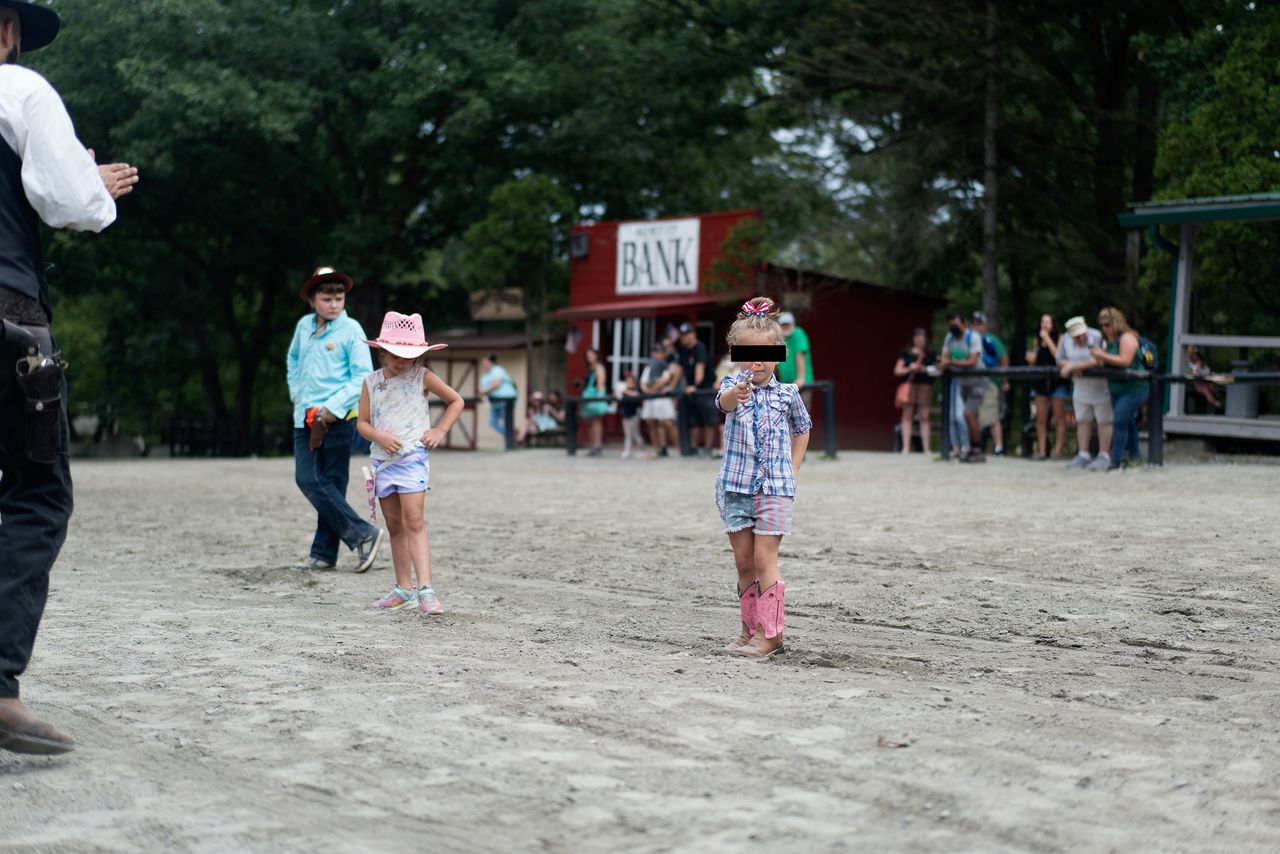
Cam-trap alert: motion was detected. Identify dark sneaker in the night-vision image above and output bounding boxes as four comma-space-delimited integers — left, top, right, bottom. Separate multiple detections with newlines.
993, 447, 1006, 457
964, 450, 986, 463
658, 447, 669, 457
354, 528, 385, 573
294, 556, 336, 572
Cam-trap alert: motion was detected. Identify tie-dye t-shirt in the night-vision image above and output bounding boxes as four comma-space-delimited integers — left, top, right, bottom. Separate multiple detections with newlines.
365, 366, 432, 462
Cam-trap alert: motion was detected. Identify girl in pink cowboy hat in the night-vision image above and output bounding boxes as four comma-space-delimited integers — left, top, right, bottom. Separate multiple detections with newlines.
357, 311, 465, 616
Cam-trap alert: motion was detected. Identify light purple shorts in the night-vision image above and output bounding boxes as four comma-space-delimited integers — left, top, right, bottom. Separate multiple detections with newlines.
372, 448, 430, 498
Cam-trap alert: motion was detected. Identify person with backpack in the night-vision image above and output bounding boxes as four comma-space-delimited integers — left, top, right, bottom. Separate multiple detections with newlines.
971, 312, 1009, 456
1090, 306, 1151, 471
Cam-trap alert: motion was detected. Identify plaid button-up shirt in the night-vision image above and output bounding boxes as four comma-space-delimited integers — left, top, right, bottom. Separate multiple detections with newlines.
715, 373, 812, 497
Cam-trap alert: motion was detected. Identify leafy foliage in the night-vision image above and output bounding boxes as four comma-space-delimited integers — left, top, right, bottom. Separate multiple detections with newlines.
16, 0, 1277, 448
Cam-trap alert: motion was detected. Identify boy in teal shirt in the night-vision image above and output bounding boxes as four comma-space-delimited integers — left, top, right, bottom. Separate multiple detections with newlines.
286, 266, 384, 572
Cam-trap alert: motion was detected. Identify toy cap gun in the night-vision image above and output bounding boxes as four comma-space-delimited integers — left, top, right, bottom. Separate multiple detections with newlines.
3, 319, 65, 464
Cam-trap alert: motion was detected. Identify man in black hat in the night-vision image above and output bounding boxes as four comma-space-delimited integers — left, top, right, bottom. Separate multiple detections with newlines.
0, 0, 139, 755
676, 322, 718, 457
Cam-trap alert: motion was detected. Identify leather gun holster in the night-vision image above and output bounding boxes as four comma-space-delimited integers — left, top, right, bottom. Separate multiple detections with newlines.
3, 318, 64, 464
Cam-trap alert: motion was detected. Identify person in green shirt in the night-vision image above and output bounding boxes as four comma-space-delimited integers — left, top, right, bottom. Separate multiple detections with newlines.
777, 312, 814, 387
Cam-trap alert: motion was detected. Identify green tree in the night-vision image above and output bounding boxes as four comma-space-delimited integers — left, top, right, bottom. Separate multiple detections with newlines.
462, 175, 574, 389
1150, 3, 1280, 346
32, 0, 789, 451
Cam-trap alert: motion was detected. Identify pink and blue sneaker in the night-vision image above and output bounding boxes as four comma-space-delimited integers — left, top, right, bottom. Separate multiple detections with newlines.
373, 585, 417, 610
417, 586, 443, 616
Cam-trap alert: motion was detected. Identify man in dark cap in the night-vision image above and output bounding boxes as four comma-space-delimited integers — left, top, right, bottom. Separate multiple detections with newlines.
0, 0, 139, 755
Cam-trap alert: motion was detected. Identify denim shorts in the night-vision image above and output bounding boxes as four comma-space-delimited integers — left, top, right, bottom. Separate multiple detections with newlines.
718, 490, 794, 536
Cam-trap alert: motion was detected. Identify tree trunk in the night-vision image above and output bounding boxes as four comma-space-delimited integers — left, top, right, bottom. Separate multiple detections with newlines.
982, 0, 1001, 334
540, 266, 551, 392
189, 319, 228, 423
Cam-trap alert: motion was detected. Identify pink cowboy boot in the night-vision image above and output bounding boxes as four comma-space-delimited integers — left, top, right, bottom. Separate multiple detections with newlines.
722, 584, 758, 653
735, 580, 784, 658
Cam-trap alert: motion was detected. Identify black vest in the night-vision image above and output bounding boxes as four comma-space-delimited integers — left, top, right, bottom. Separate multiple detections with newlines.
0, 137, 47, 320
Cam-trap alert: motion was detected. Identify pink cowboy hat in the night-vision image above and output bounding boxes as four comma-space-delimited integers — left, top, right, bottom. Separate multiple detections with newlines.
364, 312, 448, 359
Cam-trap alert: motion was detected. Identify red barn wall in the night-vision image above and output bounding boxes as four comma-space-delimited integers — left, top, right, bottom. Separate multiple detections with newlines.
794, 288, 942, 450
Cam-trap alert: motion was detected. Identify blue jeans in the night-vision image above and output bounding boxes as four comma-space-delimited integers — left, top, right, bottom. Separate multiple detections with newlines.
949, 383, 967, 450
293, 419, 374, 564
489, 398, 514, 438
1110, 388, 1149, 465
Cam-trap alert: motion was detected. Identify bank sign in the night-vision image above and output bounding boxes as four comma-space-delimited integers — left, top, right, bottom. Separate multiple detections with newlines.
615, 218, 700, 294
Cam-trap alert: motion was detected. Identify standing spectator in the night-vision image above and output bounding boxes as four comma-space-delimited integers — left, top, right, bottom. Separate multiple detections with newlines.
971, 312, 1009, 455
1090, 306, 1147, 471
776, 311, 814, 390
1058, 315, 1113, 470
893, 328, 936, 454
1030, 314, 1068, 459
579, 347, 608, 456
478, 353, 517, 442
660, 336, 682, 449
640, 340, 677, 458
615, 372, 645, 458
939, 311, 986, 462
676, 322, 718, 458
0, 0, 139, 755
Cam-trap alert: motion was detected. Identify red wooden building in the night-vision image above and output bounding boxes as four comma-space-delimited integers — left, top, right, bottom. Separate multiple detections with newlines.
554, 209, 944, 450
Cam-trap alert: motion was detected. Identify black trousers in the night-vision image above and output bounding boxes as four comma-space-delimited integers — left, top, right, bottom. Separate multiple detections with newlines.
0, 314, 71, 699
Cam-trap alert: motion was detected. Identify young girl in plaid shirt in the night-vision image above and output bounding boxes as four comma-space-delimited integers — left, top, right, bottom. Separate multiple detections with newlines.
715, 297, 812, 658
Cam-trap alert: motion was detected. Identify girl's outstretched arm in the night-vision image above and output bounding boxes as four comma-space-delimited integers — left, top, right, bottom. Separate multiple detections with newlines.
423, 369, 465, 449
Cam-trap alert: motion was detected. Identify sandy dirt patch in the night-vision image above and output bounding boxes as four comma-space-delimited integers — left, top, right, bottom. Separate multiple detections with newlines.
3, 450, 1280, 852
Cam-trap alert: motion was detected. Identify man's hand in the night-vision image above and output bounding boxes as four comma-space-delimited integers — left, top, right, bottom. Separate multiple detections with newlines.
87, 149, 140, 200
422, 427, 446, 449
684, 385, 696, 396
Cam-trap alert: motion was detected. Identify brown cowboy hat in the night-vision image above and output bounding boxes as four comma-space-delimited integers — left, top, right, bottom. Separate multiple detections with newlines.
299, 266, 354, 301
0, 0, 60, 53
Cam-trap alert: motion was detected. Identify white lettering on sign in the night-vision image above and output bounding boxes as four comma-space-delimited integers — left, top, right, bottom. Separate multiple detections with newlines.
616, 218, 700, 294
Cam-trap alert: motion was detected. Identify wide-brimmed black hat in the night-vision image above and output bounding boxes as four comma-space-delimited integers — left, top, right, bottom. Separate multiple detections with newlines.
0, 1, 60, 53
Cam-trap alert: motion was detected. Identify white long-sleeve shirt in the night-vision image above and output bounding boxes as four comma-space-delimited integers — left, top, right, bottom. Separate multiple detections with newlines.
0, 64, 114, 232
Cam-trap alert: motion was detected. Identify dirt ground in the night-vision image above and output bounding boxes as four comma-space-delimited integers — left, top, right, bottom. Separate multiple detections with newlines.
3, 449, 1280, 853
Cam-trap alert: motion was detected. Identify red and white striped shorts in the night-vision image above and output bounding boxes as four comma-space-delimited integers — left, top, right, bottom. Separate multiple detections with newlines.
718, 490, 794, 536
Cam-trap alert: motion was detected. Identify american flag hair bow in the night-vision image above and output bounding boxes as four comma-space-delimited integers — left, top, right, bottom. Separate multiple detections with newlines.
740, 301, 770, 316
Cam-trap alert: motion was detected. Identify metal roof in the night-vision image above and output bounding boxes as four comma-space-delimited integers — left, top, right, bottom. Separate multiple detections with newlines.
1118, 192, 1280, 227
